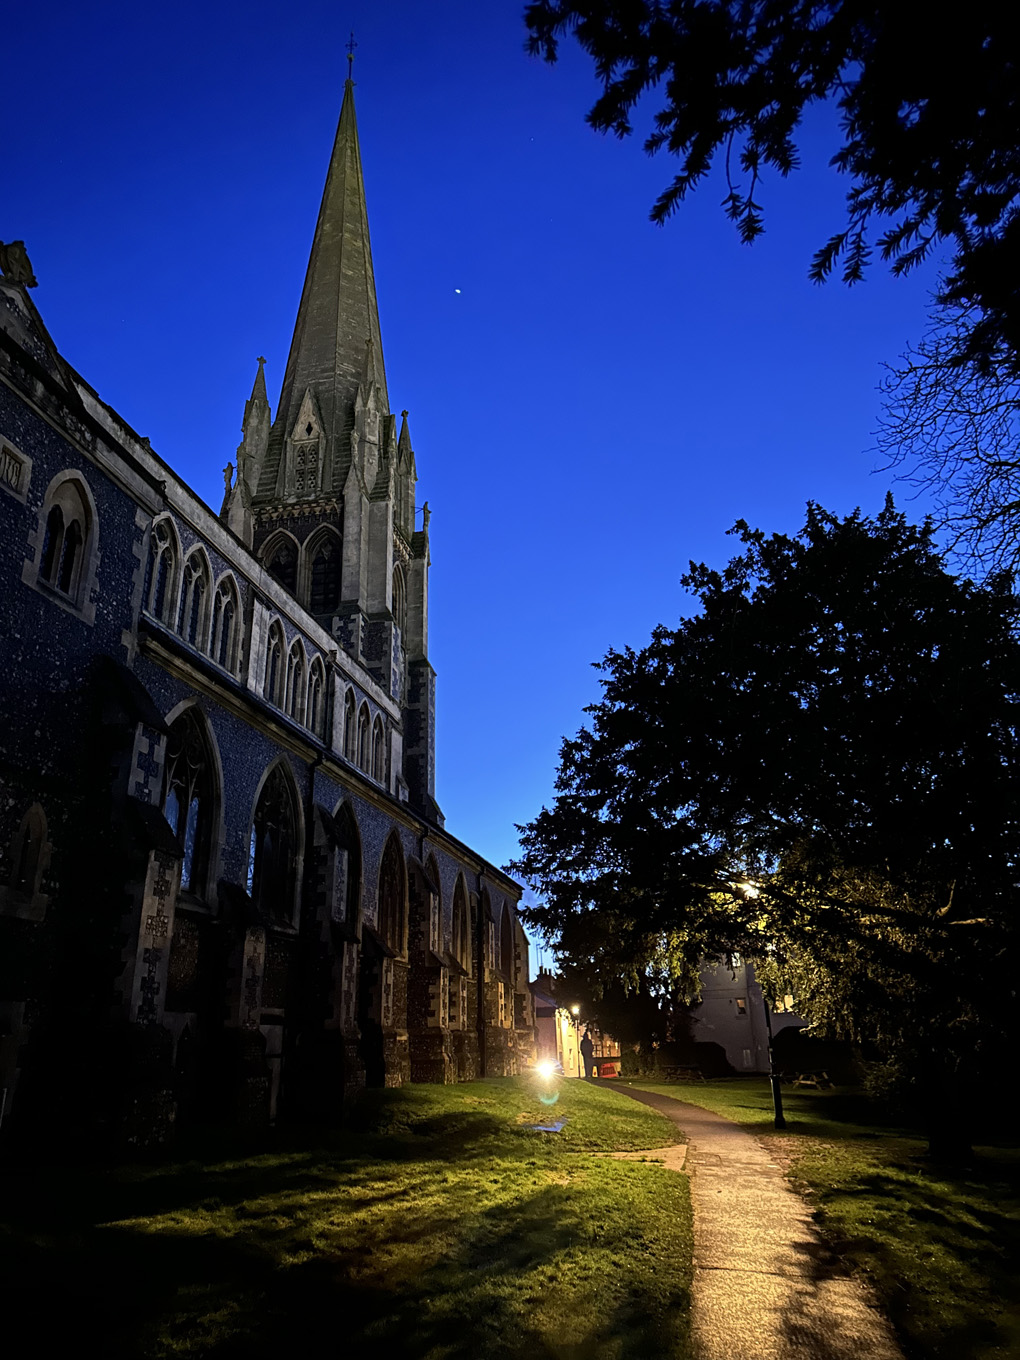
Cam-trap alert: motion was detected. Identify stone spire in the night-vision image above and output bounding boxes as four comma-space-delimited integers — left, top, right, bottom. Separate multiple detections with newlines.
257, 76, 388, 501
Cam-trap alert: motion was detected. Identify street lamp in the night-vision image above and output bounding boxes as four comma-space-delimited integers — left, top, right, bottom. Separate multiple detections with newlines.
734, 882, 786, 1130
570, 1005, 584, 1078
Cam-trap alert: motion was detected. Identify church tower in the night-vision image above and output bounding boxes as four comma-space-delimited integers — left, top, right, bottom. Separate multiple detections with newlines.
221, 71, 439, 821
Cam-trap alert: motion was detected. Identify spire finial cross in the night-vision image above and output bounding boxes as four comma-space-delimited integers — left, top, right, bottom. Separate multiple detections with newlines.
346, 31, 357, 73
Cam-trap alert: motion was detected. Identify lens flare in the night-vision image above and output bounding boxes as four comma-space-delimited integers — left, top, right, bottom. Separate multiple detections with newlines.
535, 1061, 557, 1080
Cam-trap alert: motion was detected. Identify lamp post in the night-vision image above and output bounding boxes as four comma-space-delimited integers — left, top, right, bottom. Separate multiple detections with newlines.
570, 1005, 584, 1078
734, 880, 786, 1130
759, 975, 786, 1130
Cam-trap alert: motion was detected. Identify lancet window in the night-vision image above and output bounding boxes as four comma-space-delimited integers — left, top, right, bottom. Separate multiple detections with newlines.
307, 658, 326, 738
343, 690, 357, 761
211, 577, 240, 671
371, 716, 385, 784
357, 704, 371, 771
452, 876, 471, 972
163, 708, 216, 897
147, 518, 179, 623
179, 551, 211, 649
265, 537, 298, 596
391, 564, 406, 638
309, 532, 342, 614
334, 801, 361, 931
285, 642, 306, 723
264, 621, 285, 704
500, 903, 515, 980
39, 478, 93, 604
378, 832, 406, 955
247, 762, 299, 923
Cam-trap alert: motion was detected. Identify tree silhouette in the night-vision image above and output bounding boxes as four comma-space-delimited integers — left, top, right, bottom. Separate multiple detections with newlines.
525, 1, 1020, 374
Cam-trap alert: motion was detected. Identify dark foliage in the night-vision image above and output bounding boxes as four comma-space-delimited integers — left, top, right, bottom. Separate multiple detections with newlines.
513, 502, 1020, 1147
524, 1, 1020, 373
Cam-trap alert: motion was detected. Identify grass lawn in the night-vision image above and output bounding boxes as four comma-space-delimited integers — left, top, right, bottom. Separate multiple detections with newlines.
623, 1078, 1020, 1360
0, 1076, 692, 1360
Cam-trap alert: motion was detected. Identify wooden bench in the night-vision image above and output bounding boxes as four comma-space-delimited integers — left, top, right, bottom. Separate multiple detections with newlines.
782, 1070, 833, 1090
661, 1065, 705, 1083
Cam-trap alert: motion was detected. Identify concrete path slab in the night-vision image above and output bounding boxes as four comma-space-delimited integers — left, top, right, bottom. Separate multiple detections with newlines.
609, 1084, 905, 1360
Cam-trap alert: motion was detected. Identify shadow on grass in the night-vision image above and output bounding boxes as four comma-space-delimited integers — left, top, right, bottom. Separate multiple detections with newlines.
0, 1173, 689, 1360
0, 1105, 525, 1232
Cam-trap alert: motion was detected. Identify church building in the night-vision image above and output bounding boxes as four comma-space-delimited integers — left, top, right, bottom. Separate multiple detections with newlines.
0, 74, 534, 1148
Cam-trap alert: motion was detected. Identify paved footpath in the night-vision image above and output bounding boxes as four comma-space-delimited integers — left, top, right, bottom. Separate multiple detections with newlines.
609, 1085, 905, 1360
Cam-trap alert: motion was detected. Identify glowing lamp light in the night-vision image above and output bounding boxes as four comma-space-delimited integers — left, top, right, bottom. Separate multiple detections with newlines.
535, 1060, 557, 1080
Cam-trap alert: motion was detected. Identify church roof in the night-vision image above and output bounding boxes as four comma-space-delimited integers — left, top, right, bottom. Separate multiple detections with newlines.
258, 76, 388, 498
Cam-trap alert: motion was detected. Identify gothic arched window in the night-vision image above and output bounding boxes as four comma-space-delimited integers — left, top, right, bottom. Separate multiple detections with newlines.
40, 505, 64, 584
357, 704, 371, 771
286, 641, 306, 722
307, 658, 326, 738
57, 519, 83, 595
335, 801, 361, 930
247, 762, 299, 923
343, 690, 357, 761
392, 565, 407, 638
309, 531, 342, 614
265, 536, 298, 596
147, 518, 179, 624
500, 903, 515, 979
163, 708, 217, 897
39, 477, 93, 605
452, 875, 471, 972
264, 621, 285, 704
378, 832, 406, 955
179, 551, 211, 649
371, 716, 385, 783
211, 576, 240, 671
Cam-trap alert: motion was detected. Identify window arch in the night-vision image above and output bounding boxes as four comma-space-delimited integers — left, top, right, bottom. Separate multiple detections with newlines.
357, 703, 371, 771
307, 657, 327, 738
452, 875, 471, 972
163, 707, 218, 897
178, 549, 212, 649
211, 575, 240, 672
247, 761, 300, 924
264, 620, 285, 704
343, 689, 357, 762
263, 532, 299, 597
308, 528, 343, 615
38, 476, 94, 605
334, 800, 362, 930
378, 832, 407, 955
500, 903, 515, 980
285, 641, 306, 723
146, 517, 180, 624
371, 716, 386, 783
392, 564, 407, 637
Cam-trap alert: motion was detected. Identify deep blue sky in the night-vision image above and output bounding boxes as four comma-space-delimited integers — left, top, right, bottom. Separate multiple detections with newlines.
6, 1, 943, 886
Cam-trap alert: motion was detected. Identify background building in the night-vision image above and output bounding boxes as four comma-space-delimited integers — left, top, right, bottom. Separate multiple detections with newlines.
693, 956, 805, 1074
